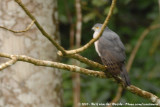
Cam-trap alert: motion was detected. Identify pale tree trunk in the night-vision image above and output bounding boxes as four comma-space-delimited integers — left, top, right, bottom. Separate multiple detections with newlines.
0, 0, 63, 107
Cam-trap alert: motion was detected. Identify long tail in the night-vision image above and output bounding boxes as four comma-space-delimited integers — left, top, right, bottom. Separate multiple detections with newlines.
121, 65, 131, 86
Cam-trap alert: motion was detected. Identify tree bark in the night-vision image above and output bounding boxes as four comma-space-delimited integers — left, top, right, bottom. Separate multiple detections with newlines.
0, 0, 63, 107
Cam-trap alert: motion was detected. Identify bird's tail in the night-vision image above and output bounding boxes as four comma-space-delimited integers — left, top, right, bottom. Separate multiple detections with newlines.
121, 65, 131, 86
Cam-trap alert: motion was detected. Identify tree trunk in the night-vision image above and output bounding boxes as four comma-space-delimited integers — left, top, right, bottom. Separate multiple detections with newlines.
0, 0, 63, 107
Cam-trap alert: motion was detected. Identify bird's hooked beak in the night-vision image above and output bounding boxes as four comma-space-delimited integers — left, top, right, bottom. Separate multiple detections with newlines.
92, 27, 95, 31
92, 26, 99, 31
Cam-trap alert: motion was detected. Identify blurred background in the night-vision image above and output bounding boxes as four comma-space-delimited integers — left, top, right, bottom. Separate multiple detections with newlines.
58, 0, 160, 106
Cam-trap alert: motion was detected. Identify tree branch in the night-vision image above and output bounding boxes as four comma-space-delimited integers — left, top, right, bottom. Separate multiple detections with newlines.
0, 52, 159, 105
127, 85, 160, 105
0, 20, 35, 33
0, 57, 17, 71
107, 86, 123, 107
127, 24, 160, 72
65, 54, 106, 71
58, 0, 117, 55
0, 52, 108, 78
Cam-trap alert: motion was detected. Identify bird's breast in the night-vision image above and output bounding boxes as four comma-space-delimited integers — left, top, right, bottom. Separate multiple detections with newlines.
93, 31, 102, 56
94, 41, 101, 56
93, 31, 99, 38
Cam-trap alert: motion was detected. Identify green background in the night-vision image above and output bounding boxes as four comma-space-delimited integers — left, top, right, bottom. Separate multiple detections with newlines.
58, 0, 160, 106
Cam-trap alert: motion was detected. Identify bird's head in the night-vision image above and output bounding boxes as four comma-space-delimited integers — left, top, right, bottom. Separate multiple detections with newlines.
92, 23, 109, 38
92, 23, 109, 32
92, 23, 102, 32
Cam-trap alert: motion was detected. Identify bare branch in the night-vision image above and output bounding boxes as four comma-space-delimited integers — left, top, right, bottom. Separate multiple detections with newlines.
0, 57, 17, 71
0, 20, 35, 33
66, 54, 106, 71
0, 52, 108, 78
107, 86, 123, 107
59, 0, 117, 55
0, 52, 159, 105
127, 85, 160, 105
57, 51, 107, 71
14, 0, 66, 54
127, 24, 160, 71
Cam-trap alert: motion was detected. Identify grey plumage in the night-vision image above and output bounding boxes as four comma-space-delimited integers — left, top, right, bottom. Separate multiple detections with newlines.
92, 23, 131, 86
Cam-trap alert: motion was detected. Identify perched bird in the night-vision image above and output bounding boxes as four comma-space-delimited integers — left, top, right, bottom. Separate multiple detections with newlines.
92, 23, 131, 86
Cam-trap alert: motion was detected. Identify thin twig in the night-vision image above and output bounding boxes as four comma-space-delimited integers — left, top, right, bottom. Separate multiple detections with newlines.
0, 20, 35, 33
58, 0, 117, 55
127, 24, 160, 71
14, 0, 66, 54
107, 86, 123, 107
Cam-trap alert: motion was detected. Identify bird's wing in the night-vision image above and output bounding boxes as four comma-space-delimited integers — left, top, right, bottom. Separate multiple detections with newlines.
97, 30, 131, 85
98, 30, 126, 63
100, 50, 122, 75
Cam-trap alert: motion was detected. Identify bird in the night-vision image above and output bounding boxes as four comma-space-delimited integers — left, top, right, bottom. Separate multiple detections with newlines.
92, 23, 131, 86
